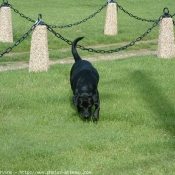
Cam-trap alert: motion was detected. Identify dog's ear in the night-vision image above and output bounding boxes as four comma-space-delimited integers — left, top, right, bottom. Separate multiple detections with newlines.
73, 94, 79, 107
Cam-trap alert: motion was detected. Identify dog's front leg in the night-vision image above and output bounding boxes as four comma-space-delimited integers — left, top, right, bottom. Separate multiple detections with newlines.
93, 101, 100, 122
92, 90, 100, 122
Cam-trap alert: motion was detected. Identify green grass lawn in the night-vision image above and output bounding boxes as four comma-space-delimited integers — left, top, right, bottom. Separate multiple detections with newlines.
0, 55, 175, 174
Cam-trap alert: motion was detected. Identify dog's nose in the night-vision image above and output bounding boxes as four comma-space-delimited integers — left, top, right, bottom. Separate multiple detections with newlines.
84, 114, 89, 118
85, 115, 88, 118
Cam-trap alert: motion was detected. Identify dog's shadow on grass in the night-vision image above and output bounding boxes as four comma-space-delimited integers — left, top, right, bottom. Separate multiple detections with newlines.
131, 70, 175, 135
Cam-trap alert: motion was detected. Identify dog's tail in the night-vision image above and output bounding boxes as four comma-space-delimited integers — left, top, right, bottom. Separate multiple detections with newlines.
72, 37, 84, 62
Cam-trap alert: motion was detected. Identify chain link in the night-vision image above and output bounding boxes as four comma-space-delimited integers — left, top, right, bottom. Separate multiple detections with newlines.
46, 24, 73, 45
0, 22, 40, 57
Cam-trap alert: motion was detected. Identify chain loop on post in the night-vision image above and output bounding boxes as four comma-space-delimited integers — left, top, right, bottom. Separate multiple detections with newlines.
108, 0, 115, 3
162, 7, 171, 18
35, 14, 45, 26
1, 0, 9, 7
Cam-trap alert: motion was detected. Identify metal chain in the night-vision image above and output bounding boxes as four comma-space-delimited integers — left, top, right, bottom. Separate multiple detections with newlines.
117, 3, 157, 23
0, 21, 40, 57
46, 16, 161, 54
0, 1, 173, 57
48, 2, 108, 28
78, 17, 161, 53
7, 3, 35, 23
46, 24, 72, 45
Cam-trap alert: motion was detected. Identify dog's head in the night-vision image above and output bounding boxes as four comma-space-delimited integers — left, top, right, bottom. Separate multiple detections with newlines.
73, 93, 95, 119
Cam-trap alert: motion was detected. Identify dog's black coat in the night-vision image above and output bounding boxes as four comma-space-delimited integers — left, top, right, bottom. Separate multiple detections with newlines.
70, 37, 100, 121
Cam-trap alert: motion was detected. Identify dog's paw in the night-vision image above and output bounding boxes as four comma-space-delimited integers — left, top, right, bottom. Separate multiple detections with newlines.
92, 117, 99, 122
93, 113, 99, 122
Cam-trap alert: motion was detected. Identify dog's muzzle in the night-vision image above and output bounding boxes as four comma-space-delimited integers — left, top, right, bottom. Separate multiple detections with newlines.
84, 113, 90, 119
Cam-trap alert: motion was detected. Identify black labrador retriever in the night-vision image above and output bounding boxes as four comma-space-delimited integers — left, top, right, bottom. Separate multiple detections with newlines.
70, 37, 100, 122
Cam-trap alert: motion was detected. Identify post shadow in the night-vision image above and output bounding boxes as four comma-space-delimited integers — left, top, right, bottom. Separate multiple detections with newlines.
131, 70, 175, 135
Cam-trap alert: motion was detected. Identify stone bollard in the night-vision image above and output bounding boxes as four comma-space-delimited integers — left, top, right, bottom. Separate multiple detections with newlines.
104, 0, 117, 35
157, 9, 175, 58
29, 16, 49, 72
0, 4, 13, 43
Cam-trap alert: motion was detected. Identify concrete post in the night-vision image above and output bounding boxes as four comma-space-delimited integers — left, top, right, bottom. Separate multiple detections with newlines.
104, 1, 117, 35
0, 6, 13, 42
157, 17, 175, 58
29, 24, 49, 72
